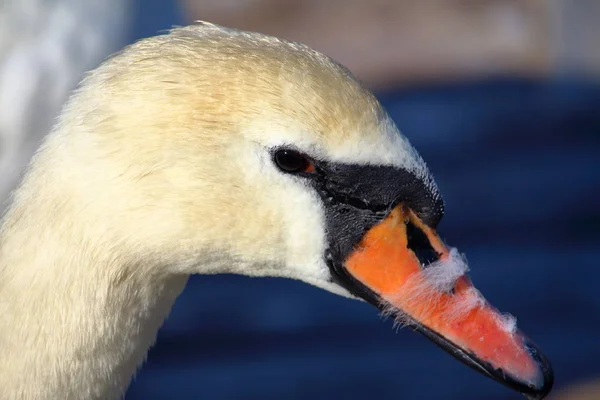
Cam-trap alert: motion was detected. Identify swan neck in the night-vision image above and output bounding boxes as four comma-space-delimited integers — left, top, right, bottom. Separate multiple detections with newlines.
0, 202, 188, 399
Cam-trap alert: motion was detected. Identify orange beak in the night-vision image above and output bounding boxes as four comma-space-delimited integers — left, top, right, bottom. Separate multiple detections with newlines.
338, 204, 553, 399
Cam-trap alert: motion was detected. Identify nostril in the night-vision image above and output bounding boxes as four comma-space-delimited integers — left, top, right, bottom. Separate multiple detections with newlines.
406, 220, 440, 267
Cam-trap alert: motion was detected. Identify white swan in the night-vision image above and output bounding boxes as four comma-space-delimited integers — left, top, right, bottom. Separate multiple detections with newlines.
0, 23, 553, 400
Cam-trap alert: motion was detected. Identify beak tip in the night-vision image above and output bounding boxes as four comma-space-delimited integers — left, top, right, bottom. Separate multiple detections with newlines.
521, 339, 554, 400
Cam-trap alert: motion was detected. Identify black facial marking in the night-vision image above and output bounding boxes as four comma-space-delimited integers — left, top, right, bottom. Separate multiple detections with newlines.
310, 162, 444, 263
269, 146, 444, 288
314, 163, 444, 226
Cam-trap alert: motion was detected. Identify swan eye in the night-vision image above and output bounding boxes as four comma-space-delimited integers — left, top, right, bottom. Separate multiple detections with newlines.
274, 150, 314, 173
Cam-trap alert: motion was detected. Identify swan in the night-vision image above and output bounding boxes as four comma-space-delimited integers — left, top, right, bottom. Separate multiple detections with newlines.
0, 22, 553, 400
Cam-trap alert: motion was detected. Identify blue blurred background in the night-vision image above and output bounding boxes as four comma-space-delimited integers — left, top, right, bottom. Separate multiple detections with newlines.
2, 0, 599, 399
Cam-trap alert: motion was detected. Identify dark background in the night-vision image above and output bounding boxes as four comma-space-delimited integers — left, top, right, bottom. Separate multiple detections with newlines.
121, 1, 600, 399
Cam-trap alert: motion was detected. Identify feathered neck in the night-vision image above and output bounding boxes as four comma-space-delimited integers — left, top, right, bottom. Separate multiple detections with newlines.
0, 182, 188, 399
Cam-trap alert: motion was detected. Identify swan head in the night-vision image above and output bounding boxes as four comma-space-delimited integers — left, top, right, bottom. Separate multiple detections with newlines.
32, 23, 552, 399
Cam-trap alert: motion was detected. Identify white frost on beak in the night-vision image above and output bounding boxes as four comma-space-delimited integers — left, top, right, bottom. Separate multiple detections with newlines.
381, 248, 486, 328
421, 247, 469, 292
495, 312, 518, 335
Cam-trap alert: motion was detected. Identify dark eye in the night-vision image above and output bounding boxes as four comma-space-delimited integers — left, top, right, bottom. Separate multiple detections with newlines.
274, 149, 314, 173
